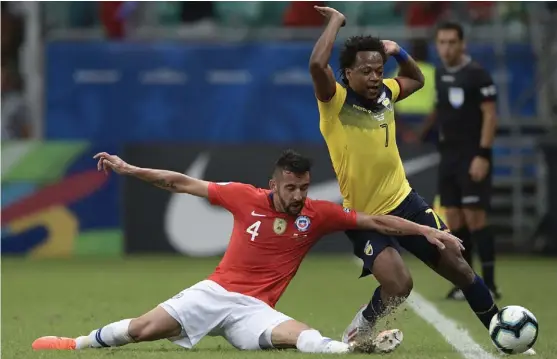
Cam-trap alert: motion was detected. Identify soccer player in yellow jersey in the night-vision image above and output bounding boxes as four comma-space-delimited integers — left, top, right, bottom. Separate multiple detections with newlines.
309, 6, 500, 352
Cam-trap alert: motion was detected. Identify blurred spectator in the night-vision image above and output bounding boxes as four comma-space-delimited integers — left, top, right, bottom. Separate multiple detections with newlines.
467, 1, 494, 24
100, 1, 139, 39
405, 2, 448, 27
2, 65, 29, 140
283, 1, 325, 27
1, 2, 28, 140
1, 1, 23, 70
100, 1, 126, 38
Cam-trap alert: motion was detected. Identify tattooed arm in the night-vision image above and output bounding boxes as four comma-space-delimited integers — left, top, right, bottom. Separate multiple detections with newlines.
355, 213, 464, 251
93, 152, 210, 198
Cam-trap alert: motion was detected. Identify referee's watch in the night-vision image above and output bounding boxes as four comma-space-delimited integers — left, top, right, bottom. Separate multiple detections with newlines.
477, 147, 492, 160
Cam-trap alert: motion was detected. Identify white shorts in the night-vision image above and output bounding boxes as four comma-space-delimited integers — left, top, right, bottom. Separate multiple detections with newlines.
159, 280, 292, 350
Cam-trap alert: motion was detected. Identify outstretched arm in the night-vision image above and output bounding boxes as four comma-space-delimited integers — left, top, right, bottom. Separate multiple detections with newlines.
94, 152, 209, 198
382, 40, 425, 101
309, 6, 345, 102
356, 213, 463, 251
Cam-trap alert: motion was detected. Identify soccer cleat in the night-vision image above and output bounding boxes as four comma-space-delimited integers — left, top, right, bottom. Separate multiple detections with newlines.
323, 340, 351, 354
342, 306, 372, 344
446, 287, 465, 301
489, 288, 502, 300
351, 329, 404, 354
342, 306, 403, 354
32, 336, 77, 350
372, 329, 403, 353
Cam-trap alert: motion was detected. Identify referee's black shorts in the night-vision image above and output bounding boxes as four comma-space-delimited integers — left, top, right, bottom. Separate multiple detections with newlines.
438, 147, 492, 210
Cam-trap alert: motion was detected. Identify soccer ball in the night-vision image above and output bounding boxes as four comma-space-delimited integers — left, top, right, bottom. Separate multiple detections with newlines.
489, 305, 538, 354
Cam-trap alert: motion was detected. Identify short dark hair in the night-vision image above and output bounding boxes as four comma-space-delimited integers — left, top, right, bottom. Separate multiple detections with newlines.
339, 35, 387, 85
436, 22, 464, 40
274, 149, 312, 176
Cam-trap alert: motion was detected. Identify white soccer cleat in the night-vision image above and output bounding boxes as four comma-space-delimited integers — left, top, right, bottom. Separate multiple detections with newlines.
342, 306, 403, 353
371, 329, 403, 353
342, 306, 372, 344
348, 328, 404, 354
323, 340, 351, 354
522, 348, 537, 355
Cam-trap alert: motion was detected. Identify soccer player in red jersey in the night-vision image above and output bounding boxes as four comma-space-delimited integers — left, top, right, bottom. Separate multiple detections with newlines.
32, 150, 462, 354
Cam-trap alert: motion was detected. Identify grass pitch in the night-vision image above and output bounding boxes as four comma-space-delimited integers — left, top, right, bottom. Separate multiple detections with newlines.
2, 255, 556, 359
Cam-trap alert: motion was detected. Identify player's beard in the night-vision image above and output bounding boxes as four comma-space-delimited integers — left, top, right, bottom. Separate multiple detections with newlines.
277, 191, 304, 216
286, 202, 304, 216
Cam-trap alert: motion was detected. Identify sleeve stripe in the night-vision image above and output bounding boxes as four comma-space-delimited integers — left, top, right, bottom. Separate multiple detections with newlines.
394, 77, 403, 100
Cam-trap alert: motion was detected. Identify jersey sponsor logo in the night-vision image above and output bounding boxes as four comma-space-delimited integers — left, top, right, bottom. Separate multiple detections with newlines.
364, 240, 374, 256
273, 218, 287, 235
343, 207, 351, 213
352, 104, 373, 114
373, 113, 385, 121
448, 87, 464, 108
251, 211, 266, 217
294, 215, 311, 232
291, 233, 308, 241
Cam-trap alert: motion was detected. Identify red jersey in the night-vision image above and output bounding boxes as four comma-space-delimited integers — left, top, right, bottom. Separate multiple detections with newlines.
206, 182, 358, 307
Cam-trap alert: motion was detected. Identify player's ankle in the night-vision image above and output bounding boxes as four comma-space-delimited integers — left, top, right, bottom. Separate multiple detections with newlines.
75, 336, 91, 350
297, 329, 349, 353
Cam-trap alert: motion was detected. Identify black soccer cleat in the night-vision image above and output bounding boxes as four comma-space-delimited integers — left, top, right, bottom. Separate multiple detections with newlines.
489, 287, 502, 300
446, 287, 465, 301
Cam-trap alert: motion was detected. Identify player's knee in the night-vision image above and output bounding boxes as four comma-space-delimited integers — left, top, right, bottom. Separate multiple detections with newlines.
383, 272, 413, 299
462, 208, 486, 231
128, 317, 150, 342
444, 252, 475, 288
128, 316, 181, 342
445, 207, 465, 229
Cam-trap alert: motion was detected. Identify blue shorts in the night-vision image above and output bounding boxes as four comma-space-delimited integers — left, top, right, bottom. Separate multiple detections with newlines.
346, 190, 448, 277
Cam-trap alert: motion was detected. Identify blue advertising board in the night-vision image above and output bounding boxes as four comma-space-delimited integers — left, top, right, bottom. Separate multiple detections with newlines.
46, 41, 536, 144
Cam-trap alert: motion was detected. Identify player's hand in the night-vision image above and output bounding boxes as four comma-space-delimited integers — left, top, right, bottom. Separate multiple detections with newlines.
93, 152, 132, 175
421, 227, 465, 251
469, 156, 490, 182
381, 40, 401, 56
314, 6, 346, 26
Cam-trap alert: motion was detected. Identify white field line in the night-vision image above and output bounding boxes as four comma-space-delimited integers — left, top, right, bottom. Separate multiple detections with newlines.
406, 291, 498, 359
352, 258, 498, 359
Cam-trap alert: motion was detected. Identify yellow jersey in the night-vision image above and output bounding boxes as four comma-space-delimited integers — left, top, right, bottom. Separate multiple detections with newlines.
318, 79, 411, 215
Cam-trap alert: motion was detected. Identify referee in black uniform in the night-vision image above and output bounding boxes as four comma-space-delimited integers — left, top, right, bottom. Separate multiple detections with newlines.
418, 22, 500, 300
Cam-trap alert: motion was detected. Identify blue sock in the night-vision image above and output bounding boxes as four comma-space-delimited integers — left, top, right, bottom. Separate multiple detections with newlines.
362, 286, 386, 324
462, 274, 499, 329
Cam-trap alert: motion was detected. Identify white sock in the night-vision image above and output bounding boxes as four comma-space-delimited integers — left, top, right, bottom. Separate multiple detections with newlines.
296, 329, 350, 354
75, 319, 133, 349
